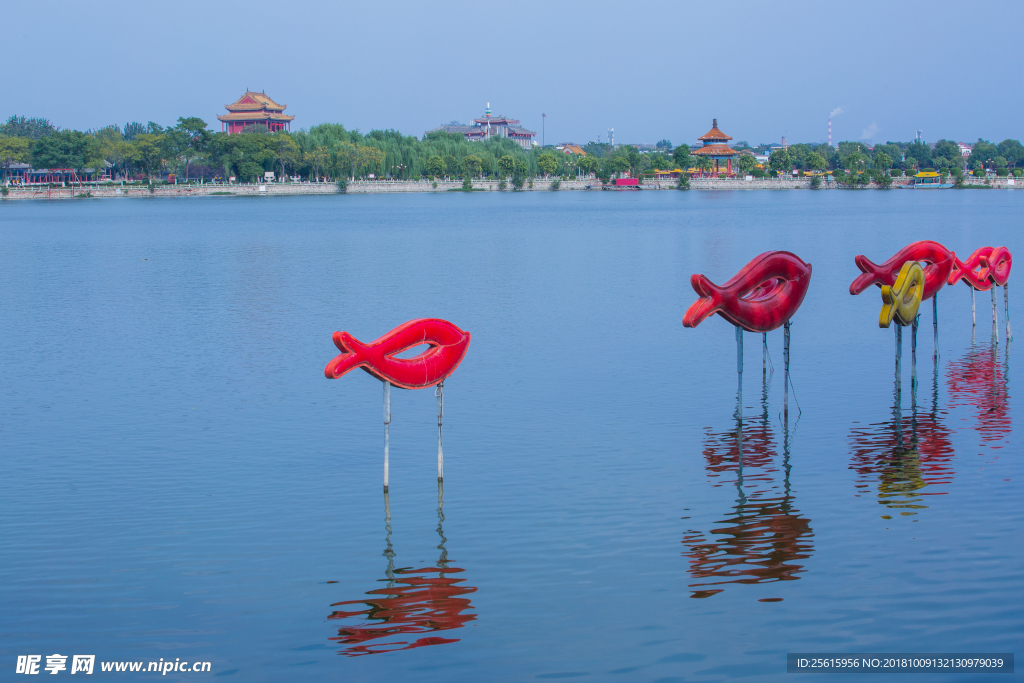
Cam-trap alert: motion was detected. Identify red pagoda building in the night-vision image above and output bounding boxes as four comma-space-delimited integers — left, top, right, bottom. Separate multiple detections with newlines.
217, 90, 294, 134
691, 119, 739, 176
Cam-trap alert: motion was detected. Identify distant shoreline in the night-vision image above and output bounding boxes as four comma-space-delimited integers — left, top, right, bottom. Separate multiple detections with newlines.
2, 177, 1017, 200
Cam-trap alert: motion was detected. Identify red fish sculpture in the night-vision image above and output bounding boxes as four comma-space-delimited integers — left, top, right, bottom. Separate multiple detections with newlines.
683, 251, 813, 333
948, 246, 1013, 290
849, 240, 954, 301
324, 319, 471, 390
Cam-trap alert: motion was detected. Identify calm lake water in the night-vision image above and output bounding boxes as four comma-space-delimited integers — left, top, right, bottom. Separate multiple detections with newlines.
1, 190, 1020, 681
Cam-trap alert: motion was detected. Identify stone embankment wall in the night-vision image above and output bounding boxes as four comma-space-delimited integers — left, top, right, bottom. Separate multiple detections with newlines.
3, 176, 1021, 200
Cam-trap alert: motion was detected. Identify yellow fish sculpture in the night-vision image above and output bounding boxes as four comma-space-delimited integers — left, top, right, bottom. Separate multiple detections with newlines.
879, 261, 925, 328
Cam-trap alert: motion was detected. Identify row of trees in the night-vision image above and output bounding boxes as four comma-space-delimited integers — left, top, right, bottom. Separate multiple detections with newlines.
4, 113, 1023, 184
1, 115, 570, 184
759, 138, 1024, 176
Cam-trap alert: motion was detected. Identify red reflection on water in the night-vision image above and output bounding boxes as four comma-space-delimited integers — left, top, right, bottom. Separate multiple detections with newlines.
947, 343, 1011, 443
328, 489, 476, 656
848, 403, 956, 512
703, 420, 779, 496
328, 566, 477, 656
685, 401, 814, 598
683, 496, 813, 599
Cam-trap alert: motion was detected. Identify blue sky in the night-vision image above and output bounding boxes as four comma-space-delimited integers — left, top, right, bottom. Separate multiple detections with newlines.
3, 0, 1020, 146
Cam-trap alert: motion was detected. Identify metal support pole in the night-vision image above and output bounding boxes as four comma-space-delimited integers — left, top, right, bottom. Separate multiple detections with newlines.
1005, 284, 1013, 342
972, 288, 976, 331
762, 332, 767, 376
783, 321, 791, 418
992, 287, 999, 344
736, 326, 743, 411
895, 325, 903, 405
383, 381, 391, 493
932, 293, 939, 360
436, 381, 444, 482
383, 490, 395, 585
911, 314, 919, 390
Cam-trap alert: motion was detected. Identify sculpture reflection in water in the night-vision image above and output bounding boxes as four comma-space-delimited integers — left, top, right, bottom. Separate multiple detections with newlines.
849, 356, 956, 517
946, 341, 1011, 445
327, 484, 477, 656
682, 373, 814, 599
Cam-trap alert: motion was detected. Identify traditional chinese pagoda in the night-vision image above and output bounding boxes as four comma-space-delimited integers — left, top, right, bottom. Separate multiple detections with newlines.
691, 119, 739, 176
217, 90, 294, 134
427, 103, 536, 150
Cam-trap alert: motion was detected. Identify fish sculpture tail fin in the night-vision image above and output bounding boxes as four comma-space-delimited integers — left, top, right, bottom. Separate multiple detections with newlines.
849, 254, 881, 295
683, 274, 723, 328
947, 255, 965, 285
325, 331, 371, 379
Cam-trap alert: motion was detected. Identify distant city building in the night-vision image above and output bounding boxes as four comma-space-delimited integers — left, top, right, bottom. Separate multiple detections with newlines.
957, 142, 973, 158
218, 91, 294, 134
428, 104, 536, 150
691, 119, 740, 175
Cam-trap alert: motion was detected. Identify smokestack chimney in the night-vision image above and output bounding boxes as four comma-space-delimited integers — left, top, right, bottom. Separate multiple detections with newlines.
713, 118, 717, 128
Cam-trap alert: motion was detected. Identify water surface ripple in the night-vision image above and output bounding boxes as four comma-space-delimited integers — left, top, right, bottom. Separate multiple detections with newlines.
1, 191, 1020, 681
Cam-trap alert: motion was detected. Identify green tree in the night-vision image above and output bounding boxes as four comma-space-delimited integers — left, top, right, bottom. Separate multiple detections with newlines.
94, 126, 136, 180
355, 144, 385, 178
333, 140, 358, 179
656, 139, 672, 150
577, 155, 598, 177
842, 151, 869, 172
837, 141, 871, 158
624, 147, 642, 176
647, 152, 671, 170
769, 148, 791, 174
537, 152, 558, 177
805, 151, 827, 172
426, 154, 445, 177
968, 139, 998, 168
0, 136, 32, 180
904, 141, 931, 168
130, 133, 167, 183
165, 117, 210, 181
997, 139, 1024, 167
31, 130, 104, 178
305, 146, 330, 180
787, 143, 810, 169
511, 157, 528, 189
0, 115, 57, 139
606, 155, 629, 177
973, 161, 985, 176
672, 143, 691, 170
872, 151, 893, 171
952, 167, 965, 187
122, 122, 147, 141
272, 132, 299, 179
442, 154, 458, 177
737, 153, 758, 176
497, 154, 516, 178
693, 155, 713, 176
932, 139, 961, 166
874, 143, 902, 166
462, 154, 482, 177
